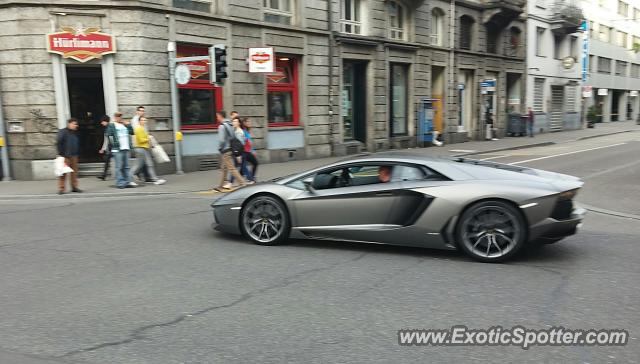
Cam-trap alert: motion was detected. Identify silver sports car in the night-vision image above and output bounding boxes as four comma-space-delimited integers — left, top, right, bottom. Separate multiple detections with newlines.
211, 152, 585, 262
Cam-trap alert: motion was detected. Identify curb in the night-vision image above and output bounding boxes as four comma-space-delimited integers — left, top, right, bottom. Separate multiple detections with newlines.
0, 189, 208, 200
576, 129, 634, 141
452, 141, 556, 157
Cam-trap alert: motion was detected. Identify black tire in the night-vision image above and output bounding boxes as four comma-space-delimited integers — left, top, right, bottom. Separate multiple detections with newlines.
455, 200, 527, 263
240, 195, 290, 246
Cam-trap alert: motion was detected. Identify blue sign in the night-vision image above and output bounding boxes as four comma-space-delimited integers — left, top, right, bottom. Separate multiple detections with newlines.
581, 21, 589, 82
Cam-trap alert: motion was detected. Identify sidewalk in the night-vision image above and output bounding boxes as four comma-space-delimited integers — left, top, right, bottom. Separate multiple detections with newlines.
1, 121, 637, 198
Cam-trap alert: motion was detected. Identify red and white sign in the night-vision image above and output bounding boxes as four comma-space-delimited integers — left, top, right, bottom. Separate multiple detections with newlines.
46, 26, 116, 62
582, 86, 593, 98
248, 47, 274, 73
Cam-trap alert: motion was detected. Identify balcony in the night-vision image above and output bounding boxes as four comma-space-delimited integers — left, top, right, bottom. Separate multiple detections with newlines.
482, 0, 525, 28
550, 1, 584, 34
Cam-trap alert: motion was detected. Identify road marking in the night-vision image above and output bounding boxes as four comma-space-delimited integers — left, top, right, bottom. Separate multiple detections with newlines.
478, 155, 511, 161
581, 159, 640, 180
449, 149, 477, 153
508, 143, 627, 165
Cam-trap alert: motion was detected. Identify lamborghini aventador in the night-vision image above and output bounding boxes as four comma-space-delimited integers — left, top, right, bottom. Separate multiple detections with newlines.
211, 152, 585, 262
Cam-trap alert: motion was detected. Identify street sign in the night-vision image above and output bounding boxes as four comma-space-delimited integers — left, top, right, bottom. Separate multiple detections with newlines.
248, 47, 274, 73
630, 91, 639, 97
582, 86, 593, 98
598, 88, 608, 96
175, 64, 191, 85
46, 25, 116, 63
581, 21, 589, 82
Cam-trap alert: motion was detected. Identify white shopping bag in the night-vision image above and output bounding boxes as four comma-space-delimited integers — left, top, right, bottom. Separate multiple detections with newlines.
54, 156, 74, 177
151, 144, 170, 163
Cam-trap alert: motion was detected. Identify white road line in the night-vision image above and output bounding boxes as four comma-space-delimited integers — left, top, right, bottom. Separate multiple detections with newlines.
478, 155, 511, 161
508, 142, 627, 165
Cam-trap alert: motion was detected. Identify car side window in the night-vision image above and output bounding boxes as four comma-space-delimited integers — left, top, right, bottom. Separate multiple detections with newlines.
391, 165, 425, 182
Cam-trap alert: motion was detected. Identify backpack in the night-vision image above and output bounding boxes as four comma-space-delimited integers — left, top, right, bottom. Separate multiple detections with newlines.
224, 123, 244, 156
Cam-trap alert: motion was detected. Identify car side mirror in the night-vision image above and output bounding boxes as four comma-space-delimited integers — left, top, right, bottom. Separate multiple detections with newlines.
302, 177, 315, 193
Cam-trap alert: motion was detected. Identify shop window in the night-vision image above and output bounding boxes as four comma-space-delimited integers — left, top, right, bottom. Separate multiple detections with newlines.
173, 0, 212, 12
459, 15, 474, 51
390, 63, 408, 136
267, 57, 299, 126
177, 44, 223, 129
264, 0, 293, 25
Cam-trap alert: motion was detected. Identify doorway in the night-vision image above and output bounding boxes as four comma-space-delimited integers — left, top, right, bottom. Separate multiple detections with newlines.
66, 66, 106, 163
342, 60, 367, 144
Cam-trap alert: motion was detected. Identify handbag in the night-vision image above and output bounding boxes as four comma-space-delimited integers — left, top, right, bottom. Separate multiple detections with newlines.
54, 156, 73, 177
150, 144, 170, 163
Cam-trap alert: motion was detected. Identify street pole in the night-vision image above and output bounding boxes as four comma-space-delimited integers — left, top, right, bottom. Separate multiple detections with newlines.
168, 41, 184, 175
0, 75, 11, 181
327, 0, 336, 156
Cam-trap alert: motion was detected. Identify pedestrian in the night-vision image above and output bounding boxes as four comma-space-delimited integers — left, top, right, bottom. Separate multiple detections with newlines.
107, 112, 137, 189
56, 118, 82, 194
527, 107, 535, 137
230, 117, 255, 185
131, 117, 166, 185
241, 118, 258, 182
214, 111, 246, 192
131, 105, 145, 129
97, 115, 111, 180
230, 110, 239, 121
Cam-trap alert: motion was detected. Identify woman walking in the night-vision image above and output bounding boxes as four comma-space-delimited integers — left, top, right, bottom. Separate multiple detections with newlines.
230, 117, 254, 185
241, 118, 258, 182
131, 117, 166, 185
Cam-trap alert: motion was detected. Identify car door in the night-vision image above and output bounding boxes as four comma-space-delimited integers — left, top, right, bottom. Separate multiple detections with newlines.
289, 164, 404, 238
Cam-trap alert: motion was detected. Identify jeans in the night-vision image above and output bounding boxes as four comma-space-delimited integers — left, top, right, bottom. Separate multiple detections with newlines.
113, 150, 131, 187
101, 151, 111, 178
131, 148, 158, 182
527, 122, 534, 137
243, 151, 258, 181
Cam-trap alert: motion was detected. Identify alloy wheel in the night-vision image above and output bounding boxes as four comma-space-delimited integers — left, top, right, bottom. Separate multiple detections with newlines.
242, 197, 287, 244
459, 204, 523, 260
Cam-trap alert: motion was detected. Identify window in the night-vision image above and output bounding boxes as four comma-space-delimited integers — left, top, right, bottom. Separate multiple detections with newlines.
177, 44, 223, 129
459, 15, 475, 51
616, 60, 628, 76
341, 0, 362, 34
598, 57, 612, 74
388, 1, 405, 40
267, 57, 299, 126
486, 25, 500, 54
536, 27, 546, 56
633, 36, 640, 49
589, 21, 596, 38
616, 31, 628, 48
173, 0, 211, 12
533, 78, 544, 112
635, 8, 640, 20
264, 0, 293, 25
390, 63, 408, 136
590, 55, 596, 72
599, 25, 611, 42
508, 27, 522, 57
553, 34, 562, 59
618, 1, 628, 16
431, 8, 445, 46
570, 36, 578, 58
631, 63, 640, 78
299, 163, 434, 190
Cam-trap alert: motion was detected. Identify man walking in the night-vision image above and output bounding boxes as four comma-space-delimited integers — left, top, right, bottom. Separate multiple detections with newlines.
527, 107, 535, 137
107, 112, 137, 189
214, 111, 246, 192
131, 105, 145, 129
97, 115, 111, 180
56, 118, 82, 194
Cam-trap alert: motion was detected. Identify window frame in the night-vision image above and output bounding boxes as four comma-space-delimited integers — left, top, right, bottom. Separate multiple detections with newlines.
172, 0, 212, 13
341, 0, 363, 35
176, 43, 224, 130
263, 0, 294, 25
387, 0, 406, 40
536, 27, 546, 56
431, 8, 445, 46
267, 56, 300, 127
459, 15, 475, 51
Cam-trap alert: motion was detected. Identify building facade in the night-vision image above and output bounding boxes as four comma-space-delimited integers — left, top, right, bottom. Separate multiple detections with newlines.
526, 0, 583, 133
581, 0, 640, 123
0, 0, 526, 180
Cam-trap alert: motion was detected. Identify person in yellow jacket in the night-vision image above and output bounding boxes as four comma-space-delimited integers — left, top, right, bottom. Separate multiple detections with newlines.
130, 117, 166, 185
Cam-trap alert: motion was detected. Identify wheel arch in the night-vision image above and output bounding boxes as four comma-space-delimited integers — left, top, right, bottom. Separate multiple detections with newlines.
239, 192, 293, 235
455, 197, 530, 241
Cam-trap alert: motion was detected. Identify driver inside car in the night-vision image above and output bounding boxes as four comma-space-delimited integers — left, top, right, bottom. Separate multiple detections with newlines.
378, 165, 392, 183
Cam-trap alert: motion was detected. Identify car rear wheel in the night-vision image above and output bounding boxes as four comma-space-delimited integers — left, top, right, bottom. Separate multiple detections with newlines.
241, 195, 290, 246
456, 200, 526, 263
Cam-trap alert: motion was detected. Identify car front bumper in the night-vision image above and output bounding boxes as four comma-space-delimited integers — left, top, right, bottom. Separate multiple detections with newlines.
211, 202, 243, 235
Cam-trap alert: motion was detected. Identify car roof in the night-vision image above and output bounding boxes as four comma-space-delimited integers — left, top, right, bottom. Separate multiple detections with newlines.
338, 151, 450, 165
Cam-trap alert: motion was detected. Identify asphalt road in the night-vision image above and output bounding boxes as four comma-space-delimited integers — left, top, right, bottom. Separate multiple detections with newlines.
1, 133, 639, 364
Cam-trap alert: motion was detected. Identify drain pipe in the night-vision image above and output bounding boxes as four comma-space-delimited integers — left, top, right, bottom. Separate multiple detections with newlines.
327, 0, 336, 156
0, 79, 10, 181
448, 0, 456, 137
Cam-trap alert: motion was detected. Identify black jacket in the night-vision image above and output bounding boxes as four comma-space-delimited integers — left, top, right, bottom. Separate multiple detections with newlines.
57, 128, 79, 157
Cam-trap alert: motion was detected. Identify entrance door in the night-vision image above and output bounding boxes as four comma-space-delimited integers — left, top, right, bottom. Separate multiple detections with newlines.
342, 61, 367, 143
66, 66, 106, 163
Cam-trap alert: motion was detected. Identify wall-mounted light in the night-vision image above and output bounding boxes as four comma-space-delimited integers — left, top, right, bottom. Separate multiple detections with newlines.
279, 57, 290, 61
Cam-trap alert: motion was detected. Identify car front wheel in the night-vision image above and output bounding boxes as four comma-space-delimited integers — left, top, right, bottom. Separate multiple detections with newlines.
456, 200, 526, 263
241, 195, 290, 246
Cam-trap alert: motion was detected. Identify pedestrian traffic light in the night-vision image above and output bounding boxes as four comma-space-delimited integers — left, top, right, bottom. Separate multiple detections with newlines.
209, 44, 227, 85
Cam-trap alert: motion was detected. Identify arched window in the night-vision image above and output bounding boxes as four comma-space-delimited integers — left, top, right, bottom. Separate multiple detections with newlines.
459, 15, 475, 50
431, 8, 445, 46
486, 24, 501, 53
508, 27, 522, 57
388, 1, 405, 40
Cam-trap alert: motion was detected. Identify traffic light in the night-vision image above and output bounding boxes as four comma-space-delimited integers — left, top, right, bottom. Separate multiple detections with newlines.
209, 44, 227, 85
